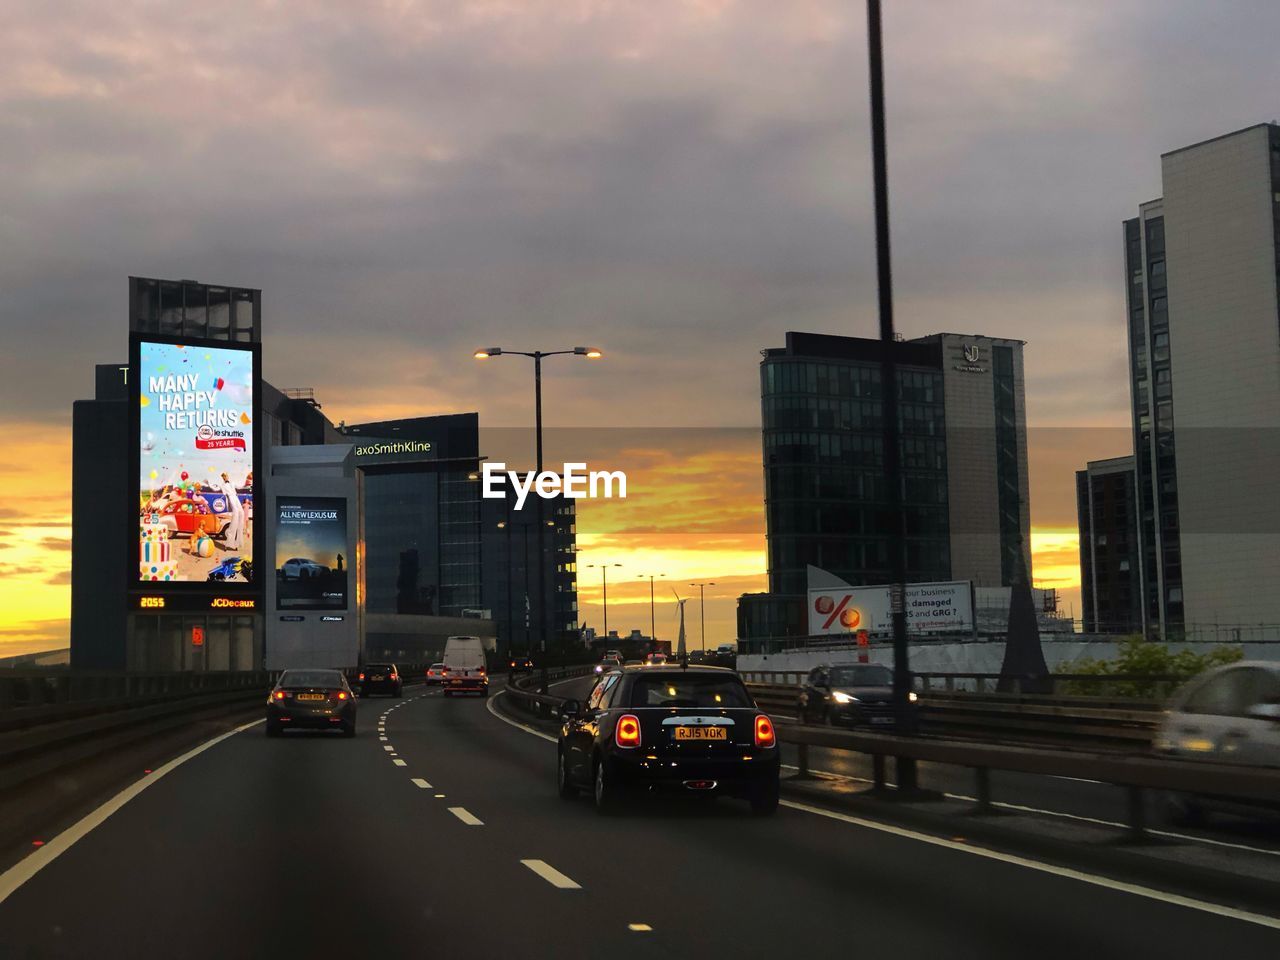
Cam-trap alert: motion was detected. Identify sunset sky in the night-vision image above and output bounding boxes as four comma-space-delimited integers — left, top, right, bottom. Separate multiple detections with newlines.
4, 1, 1280, 657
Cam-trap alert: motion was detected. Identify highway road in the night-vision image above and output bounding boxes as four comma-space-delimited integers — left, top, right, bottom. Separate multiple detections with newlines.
1, 682, 1278, 959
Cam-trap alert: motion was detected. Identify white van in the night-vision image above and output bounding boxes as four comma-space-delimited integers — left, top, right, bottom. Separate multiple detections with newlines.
442, 635, 488, 697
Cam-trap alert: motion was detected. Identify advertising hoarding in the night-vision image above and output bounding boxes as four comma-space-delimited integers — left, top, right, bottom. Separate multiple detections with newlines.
135, 338, 258, 586
275, 497, 348, 610
807, 580, 974, 636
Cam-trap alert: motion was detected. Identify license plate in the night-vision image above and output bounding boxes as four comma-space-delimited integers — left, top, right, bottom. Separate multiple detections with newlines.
870, 716, 894, 724
296, 693, 324, 701
1181, 738, 1215, 752
674, 726, 727, 741
370, 675, 385, 681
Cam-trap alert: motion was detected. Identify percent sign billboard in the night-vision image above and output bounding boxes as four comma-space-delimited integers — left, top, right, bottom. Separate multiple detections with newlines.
807, 581, 974, 637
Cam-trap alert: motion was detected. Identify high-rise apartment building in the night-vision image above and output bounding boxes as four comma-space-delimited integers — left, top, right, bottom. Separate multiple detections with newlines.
1123, 123, 1280, 638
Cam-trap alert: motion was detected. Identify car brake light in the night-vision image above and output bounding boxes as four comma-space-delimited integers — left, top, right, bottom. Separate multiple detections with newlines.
479, 667, 486, 676
358, 672, 365, 681
615, 714, 642, 749
273, 690, 288, 700
754, 715, 776, 748
335, 690, 348, 700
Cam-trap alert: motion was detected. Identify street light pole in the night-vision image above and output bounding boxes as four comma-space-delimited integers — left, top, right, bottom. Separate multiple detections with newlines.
587, 562, 622, 640
690, 582, 715, 653
640, 574, 664, 653
867, 0, 917, 791
474, 345, 602, 693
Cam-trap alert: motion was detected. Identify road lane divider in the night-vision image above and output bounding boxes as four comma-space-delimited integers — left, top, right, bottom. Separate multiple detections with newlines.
449, 807, 483, 826
780, 799, 1280, 932
0, 718, 263, 907
393, 759, 407, 767
411, 778, 432, 789
521, 859, 581, 889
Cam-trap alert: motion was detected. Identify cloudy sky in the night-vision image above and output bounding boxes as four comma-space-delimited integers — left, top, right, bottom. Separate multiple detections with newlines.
3, 0, 1279, 654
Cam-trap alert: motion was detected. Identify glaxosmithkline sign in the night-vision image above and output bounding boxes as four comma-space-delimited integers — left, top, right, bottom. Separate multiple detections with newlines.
351, 439, 434, 466
807, 580, 974, 636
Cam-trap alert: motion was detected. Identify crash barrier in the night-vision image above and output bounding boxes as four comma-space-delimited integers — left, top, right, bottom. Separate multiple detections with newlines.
784, 722, 1280, 838
496, 673, 1279, 839
502, 666, 597, 725
745, 683, 1162, 751
738, 670, 1184, 698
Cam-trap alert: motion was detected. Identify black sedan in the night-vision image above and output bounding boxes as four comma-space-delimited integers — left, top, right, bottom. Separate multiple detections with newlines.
359, 663, 403, 698
267, 669, 356, 737
558, 665, 780, 815
797, 663, 916, 728
508, 656, 534, 675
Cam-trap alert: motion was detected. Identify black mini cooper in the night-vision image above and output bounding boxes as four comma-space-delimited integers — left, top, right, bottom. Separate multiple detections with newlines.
557, 665, 780, 815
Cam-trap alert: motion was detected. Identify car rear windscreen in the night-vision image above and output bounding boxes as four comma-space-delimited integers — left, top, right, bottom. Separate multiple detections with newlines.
280, 671, 345, 688
829, 665, 892, 686
630, 675, 753, 708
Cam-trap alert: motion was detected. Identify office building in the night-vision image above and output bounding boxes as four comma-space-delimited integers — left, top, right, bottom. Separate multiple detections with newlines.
1076, 456, 1141, 634
738, 330, 1031, 640
1123, 123, 1280, 638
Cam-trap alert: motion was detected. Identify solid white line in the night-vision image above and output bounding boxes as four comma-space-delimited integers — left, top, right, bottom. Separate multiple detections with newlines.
486, 691, 556, 743
779, 764, 1280, 859
393, 759, 407, 767
490, 692, 1280, 929
449, 807, 483, 826
780, 799, 1280, 931
411, 778, 432, 789
521, 859, 581, 889
0, 718, 262, 907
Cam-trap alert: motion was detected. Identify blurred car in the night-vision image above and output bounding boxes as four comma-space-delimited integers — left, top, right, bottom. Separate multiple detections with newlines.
425, 662, 447, 685
509, 655, 534, 675
280, 557, 329, 580
153, 498, 223, 538
359, 663, 403, 698
1155, 661, 1280, 822
797, 663, 916, 728
557, 664, 780, 815
644, 652, 668, 665
594, 652, 623, 675
267, 669, 356, 737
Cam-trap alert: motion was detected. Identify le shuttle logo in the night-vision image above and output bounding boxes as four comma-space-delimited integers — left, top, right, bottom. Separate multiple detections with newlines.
481, 462, 627, 510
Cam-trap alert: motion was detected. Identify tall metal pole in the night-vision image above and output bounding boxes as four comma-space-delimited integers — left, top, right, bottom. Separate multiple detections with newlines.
867, 0, 917, 789
534, 353, 549, 693
649, 576, 656, 652
504, 511, 513, 659
602, 566, 609, 637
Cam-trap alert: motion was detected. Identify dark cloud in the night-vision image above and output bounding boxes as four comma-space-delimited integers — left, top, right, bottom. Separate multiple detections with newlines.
46, 570, 72, 586
3, 0, 1280, 439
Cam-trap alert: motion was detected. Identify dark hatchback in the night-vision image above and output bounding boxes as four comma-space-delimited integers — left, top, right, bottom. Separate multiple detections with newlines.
558, 665, 780, 815
267, 669, 356, 737
508, 656, 534, 675
797, 663, 916, 728
359, 663, 403, 698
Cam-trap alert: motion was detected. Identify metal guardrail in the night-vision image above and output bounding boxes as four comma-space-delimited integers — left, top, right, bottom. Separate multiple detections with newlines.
738, 670, 1185, 699
783, 722, 1280, 837
493, 671, 1279, 839
502, 666, 595, 724
745, 682, 1163, 750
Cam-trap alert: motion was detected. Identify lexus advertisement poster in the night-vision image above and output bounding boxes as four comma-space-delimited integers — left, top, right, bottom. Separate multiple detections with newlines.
137, 340, 256, 584
275, 497, 348, 609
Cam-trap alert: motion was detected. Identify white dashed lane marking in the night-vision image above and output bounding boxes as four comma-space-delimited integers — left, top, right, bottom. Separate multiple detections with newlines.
628, 924, 653, 932
383, 745, 395, 752
392, 759, 407, 767
520, 860, 580, 890
448, 807, 483, 826
411, 778, 432, 789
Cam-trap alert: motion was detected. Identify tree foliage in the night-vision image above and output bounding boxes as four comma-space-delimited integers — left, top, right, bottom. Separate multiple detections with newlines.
1059, 635, 1243, 699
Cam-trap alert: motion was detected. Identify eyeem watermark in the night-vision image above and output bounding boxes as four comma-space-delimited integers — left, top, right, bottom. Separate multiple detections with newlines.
482, 462, 627, 510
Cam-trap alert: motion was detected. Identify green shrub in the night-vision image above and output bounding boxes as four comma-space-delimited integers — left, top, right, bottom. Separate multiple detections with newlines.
1058, 636, 1242, 699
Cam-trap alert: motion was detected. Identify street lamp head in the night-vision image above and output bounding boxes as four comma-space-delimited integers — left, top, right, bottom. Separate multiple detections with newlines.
474, 347, 503, 359
574, 346, 603, 359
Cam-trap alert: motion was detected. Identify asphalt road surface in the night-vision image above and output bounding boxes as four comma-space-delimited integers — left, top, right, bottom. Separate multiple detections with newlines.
1, 683, 1278, 959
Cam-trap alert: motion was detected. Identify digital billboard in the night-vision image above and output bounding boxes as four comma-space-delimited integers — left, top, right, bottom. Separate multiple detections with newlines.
136, 339, 257, 585
274, 497, 348, 610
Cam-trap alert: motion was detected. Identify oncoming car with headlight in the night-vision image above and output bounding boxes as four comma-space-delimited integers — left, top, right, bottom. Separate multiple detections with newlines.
557, 665, 780, 815
797, 663, 916, 728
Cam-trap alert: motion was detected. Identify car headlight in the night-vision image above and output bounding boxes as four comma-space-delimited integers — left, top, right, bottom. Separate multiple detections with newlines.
832, 691, 856, 704
908, 691, 918, 703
